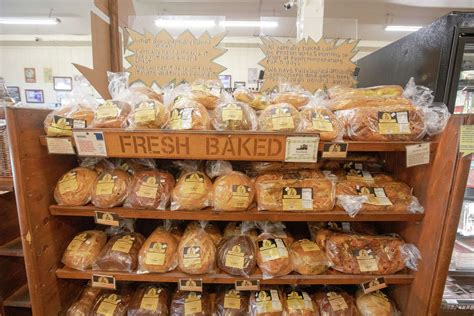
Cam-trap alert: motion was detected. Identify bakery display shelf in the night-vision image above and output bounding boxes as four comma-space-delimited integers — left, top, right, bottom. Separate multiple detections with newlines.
3, 284, 31, 308
0, 237, 23, 257
49, 205, 425, 222
448, 269, 474, 277
0, 176, 14, 191
56, 267, 414, 285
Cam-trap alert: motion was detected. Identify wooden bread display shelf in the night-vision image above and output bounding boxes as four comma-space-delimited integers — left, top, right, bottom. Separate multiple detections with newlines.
3, 284, 31, 309
49, 205, 424, 222
56, 267, 414, 285
0, 237, 24, 257
0, 176, 14, 191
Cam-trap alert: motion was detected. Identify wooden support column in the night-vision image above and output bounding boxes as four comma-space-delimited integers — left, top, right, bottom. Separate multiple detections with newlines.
108, 0, 122, 72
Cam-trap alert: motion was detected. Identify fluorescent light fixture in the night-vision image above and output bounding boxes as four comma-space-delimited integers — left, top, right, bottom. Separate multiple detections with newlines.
0, 18, 61, 25
385, 25, 422, 32
219, 20, 279, 28
155, 18, 216, 28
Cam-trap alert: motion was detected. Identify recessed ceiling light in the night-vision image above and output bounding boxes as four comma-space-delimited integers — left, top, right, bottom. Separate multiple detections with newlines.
0, 18, 61, 25
219, 20, 279, 28
385, 25, 422, 32
154, 19, 216, 28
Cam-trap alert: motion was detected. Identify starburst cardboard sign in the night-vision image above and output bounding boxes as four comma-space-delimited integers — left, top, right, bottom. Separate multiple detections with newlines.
259, 37, 358, 93
125, 29, 227, 88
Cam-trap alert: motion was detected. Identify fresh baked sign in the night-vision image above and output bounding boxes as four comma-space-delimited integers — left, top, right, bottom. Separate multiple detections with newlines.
126, 29, 226, 87
259, 37, 358, 93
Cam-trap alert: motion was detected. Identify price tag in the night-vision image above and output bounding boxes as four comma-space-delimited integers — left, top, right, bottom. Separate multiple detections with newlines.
322, 142, 348, 158
360, 277, 387, 294
460, 125, 474, 156
285, 136, 319, 162
406, 143, 430, 167
73, 131, 107, 157
445, 299, 458, 304
235, 280, 260, 291
94, 211, 120, 226
179, 279, 203, 292
46, 137, 75, 155
92, 274, 116, 289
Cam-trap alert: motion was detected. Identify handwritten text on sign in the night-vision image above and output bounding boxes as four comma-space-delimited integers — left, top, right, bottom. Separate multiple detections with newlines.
126, 29, 226, 87
259, 37, 358, 93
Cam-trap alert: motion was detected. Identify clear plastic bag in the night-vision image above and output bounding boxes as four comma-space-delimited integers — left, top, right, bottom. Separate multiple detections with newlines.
177, 221, 216, 275
271, 81, 311, 110
257, 221, 294, 247
91, 168, 132, 208
128, 97, 168, 129
185, 221, 222, 245
90, 290, 132, 316
127, 284, 170, 316
54, 167, 98, 206
205, 160, 233, 179
212, 166, 255, 211
299, 97, 344, 141
130, 86, 164, 103
62, 230, 107, 271
137, 224, 179, 274
355, 290, 400, 316
190, 79, 223, 110
283, 288, 318, 316
170, 290, 211, 316
117, 158, 157, 175
258, 103, 301, 132
215, 287, 250, 316
212, 93, 258, 131
234, 87, 270, 111
224, 221, 259, 241
171, 169, 212, 211
250, 287, 286, 316
313, 287, 360, 316
289, 239, 329, 275
248, 161, 321, 174
66, 286, 103, 316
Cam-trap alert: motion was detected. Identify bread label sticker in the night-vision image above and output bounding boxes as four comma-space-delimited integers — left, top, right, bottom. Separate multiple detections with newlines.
327, 292, 348, 311
96, 101, 120, 120
95, 211, 120, 226
285, 136, 319, 163
312, 113, 334, 132
96, 174, 116, 195
111, 235, 135, 253
183, 173, 205, 194
271, 107, 295, 130
66, 232, 89, 253
300, 240, 320, 252
223, 290, 241, 309
184, 292, 202, 314
137, 177, 159, 199
287, 291, 314, 312
91, 274, 116, 289
322, 142, 348, 159
48, 115, 86, 137
346, 169, 373, 183
356, 186, 393, 206
73, 131, 107, 157
139, 286, 161, 311
231, 185, 251, 208
183, 246, 202, 268
258, 238, 288, 262
377, 111, 411, 135
255, 290, 283, 313
46, 137, 76, 155
222, 103, 243, 122
354, 249, 379, 272
282, 187, 313, 211
58, 172, 79, 194
169, 108, 193, 130
406, 143, 430, 168
134, 101, 156, 123
179, 279, 203, 292
460, 125, 474, 156
360, 277, 387, 294
145, 242, 167, 266
225, 245, 245, 269
96, 294, 120, 315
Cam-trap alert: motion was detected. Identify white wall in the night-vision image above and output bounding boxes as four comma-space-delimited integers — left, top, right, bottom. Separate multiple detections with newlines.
0, 46, 93, 107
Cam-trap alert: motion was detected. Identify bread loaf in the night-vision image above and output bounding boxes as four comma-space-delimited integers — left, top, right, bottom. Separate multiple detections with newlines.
92, 100, 131, 128
166, 98, 211, 130
125, 169, 175, 210
128, 99, 168, 129
313, 289, 360, 316
91, 169, 131, 208
138, 227, 178, 273
256, 233, 292, 278
249, 161, 321, 174
170, 291, 211, 316
289, 239, 328, 275
250, 288, 286, 316
128, 285, 170, 316
190, 80, 222, 110
44, 105, 94, 137
130, 86, 164, 103
355, 291, 397, 316
93, 232, 145, 272
54, 167, 98, 206
258, 103, 301, 132
300, 107, 343, 141
272, 92, 310, 110
212, 101, 257, 131
216, 288, 249, 316
66, 286, 103, 316
212, 171, 255, 211
91, 291, 131, 316
284, 289, 318, 316
62, 230, 107, 270
224, 222, 258, 241
184, 221, 222, 245
171, 171, 212, 211
234, 89, 269, 111
178, 225, 216, 274
217, 235, 257, 276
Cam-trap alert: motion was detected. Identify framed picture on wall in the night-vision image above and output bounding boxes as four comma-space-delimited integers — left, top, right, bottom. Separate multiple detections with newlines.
24, 67, 36, 83
234, 81, 246, 89
219, 75, 232, 89
6, 86, 21, 103
53, 76, 73, 91
25, 89, 44, 103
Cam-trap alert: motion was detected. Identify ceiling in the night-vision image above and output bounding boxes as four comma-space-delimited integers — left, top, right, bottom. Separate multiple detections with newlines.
0, 0, 473, 41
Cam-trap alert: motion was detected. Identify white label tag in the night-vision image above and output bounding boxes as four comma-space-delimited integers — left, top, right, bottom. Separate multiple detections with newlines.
73, 131, 107, 157
445, 299, 458, 304
406, 143, 430, 168
46, 137, 75, 155
285, 136, 319, 162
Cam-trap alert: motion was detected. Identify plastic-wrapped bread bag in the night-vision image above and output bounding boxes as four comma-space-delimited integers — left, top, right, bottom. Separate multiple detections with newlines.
91, 168, 131, 208
215, 287, 250, 316
66, 286, 103, 316
212, 92, 258, 131
128, 284, 170, 316
250, 287, 286, 316
130, 86, 164, 103
190, 79, 223, 110
271, 81, 311, 110
289, 239, 329, 275
170, 290, 211, 316
284, 288, 318, 316
90, 291, 131, 316
258, 103, 301, 132
224, 221, 259, 241
234, 87, 270, 111
54, 165, 98, 206
127, 88, 168, 129
62, 230, 107, 270
177, 221, 216, 274
355, 290, 399, 316
92, 72, 133, 128
255, 222, 293, 279
171, 161, 212, 211
313, 287, 360, 316
184, 220, 222, 245
138, 223, 179, 273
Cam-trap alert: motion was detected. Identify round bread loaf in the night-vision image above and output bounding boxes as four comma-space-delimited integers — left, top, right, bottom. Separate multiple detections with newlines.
215, 288, 249, 316
92, 100, 131, 128
93, 232, 145, 272
166, 97, 211, 130
138, 227, 178, 273
127, 284, 170, 316
258, 103, 301, 132
284, 289, 318, 316
212, 171, 255, 211
355, 290, 397, 316
250, 288, 286, 316
177, 226, 216, 274
128, 99, 168, 129
300, 106, 343, 141
62, 230, 107, 271
171, 171, 212, 211
66, 286, 103, 316
217, 235, 257, 276
224, 222, 258, 241
170, 291, 211, 316
272, 92, 310, 110
313, 288, 360, 316
125, 169, 175, 210
256, 233, 292, 278
54, 167, 98, 206
90, 291, 131, 316
44, 104, 95, 137
91, 169, 131, 208
212, 102, 257, 131
289, 239, 328, 275
130, 86, 164, 103
185, 221, 222, 245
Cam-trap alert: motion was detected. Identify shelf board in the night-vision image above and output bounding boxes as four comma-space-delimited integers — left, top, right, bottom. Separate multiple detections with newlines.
0, 237, 23, 257
56, 267, 414, 285
0, 176, 14, 191
49, 205, 424, 222
4, 284, 31, 308
448, 269, 474, 277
